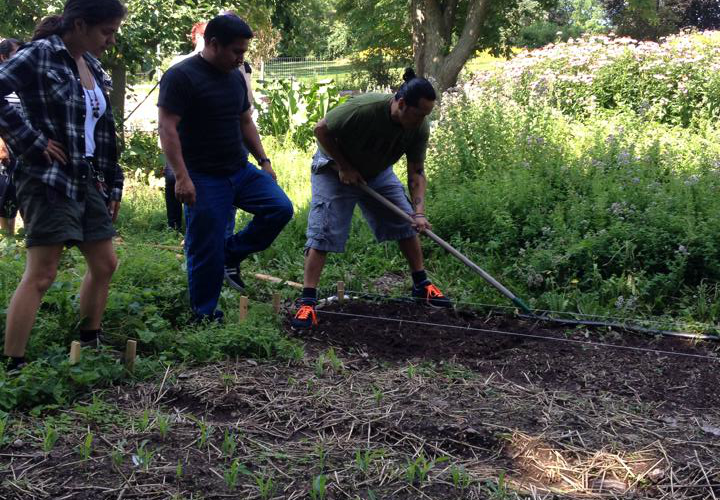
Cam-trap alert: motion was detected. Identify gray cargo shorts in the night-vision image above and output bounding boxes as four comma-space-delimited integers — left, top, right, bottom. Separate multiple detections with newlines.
305, 150, 417, 253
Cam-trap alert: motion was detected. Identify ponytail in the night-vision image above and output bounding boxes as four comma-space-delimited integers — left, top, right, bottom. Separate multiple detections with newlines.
32, 16, 64, 41
32, 0, 126, 41
395, 67, 436, 106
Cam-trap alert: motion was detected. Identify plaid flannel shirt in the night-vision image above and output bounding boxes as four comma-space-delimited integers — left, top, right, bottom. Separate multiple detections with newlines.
0, 35, 123, 202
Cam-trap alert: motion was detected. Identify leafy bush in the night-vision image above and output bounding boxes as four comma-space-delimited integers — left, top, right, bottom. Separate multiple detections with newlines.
467, 31, 720, 127
515, 20, 583, 49
255, 79, 348, 150
119, 129, 164, 179
349, 47, 412, 89
427, 30, 720, 323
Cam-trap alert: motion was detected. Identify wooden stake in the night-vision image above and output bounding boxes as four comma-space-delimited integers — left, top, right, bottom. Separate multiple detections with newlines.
239, 296, 249, 322
125, 340, 137, 373
337, 281, 345, 304
69, 341, 81, 365
272, 293, 281, 314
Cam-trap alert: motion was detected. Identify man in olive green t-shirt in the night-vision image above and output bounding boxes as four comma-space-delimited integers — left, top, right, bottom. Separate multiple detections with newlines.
291, 72, 453, 329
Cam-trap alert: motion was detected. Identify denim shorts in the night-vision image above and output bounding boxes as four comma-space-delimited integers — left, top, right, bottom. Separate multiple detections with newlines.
305, 154, 416, 253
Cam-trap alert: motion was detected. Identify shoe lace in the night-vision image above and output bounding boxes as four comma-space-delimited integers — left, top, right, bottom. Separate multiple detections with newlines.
424, 284, 445, 299
295, 305, 318, 324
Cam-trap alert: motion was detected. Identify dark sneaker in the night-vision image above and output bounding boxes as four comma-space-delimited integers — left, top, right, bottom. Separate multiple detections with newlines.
291, 300, 318, 329
4, 357, 27, 376
412, 282, 453, 308
79, 332, 104, 349
224, 264, 245, 291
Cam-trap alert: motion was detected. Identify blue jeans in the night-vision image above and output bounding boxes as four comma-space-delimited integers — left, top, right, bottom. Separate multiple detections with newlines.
165, 164, 236, 236
184, 164, 293, 317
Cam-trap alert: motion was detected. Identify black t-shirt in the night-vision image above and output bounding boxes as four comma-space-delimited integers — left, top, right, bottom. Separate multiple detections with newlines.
158, 54, 250, 175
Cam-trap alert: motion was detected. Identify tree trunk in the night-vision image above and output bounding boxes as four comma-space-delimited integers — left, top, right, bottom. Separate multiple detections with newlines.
411, 0, 492, 96
108, 61, 126, 147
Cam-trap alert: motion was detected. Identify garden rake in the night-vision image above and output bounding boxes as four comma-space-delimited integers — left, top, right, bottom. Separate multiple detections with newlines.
358, 183, 533, 314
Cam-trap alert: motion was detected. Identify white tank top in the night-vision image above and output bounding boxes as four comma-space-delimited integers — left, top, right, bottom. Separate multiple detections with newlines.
83, 81, 107, 157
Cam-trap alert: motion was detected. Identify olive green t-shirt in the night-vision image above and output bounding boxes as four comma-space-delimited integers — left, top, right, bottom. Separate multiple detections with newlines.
320, 93, 430, 179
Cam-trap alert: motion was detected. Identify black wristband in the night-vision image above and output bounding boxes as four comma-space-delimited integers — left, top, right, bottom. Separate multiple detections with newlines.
258, 158, 271, 165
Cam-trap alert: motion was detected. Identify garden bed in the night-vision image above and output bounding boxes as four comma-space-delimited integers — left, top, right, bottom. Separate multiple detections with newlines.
1, 301, 719, 499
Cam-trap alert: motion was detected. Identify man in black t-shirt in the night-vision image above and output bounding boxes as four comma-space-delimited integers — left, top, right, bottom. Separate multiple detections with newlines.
158, 15, 293, 322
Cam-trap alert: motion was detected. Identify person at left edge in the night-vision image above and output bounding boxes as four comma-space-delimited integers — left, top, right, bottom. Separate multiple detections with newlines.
0, 38, 23, 236
0, 0, 127, 371
158, 14, 293, 323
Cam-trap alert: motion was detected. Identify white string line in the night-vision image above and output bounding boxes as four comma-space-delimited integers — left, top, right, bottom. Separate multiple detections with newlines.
315, 310, 720, 362
115, 241, 714, 330
340, 289, 715, 330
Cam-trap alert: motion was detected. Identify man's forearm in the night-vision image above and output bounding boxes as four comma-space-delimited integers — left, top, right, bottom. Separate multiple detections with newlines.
159, 127, 189, 179
241, 120, 267, 162
408, 168, 427, 213
315, 127, 354, 172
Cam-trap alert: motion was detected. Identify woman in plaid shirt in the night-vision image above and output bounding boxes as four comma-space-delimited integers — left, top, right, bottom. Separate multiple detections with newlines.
0, 0, 127, 371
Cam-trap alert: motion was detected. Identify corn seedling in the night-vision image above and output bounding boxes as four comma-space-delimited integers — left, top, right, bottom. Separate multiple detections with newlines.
482, 471, 511, 499
255, 472, 275, 500
176, 459, 183, 479
309, 474, 327, 500
76, 430, 93, 460
189, 416, 213, 448
137, 408, 151, 432
354, 448, 383, 477
134, 439, 155, 470
221, 429, 238, 458
41, 423, 59, 453
450, 464, 472, 490
314, 353, 326, 377
324, 348, 344, 373
314, 441, 327, 471
155, 413, 171, 439
405, 453, 447, 485
0, 416, 8, 445
371, 385, 384, 404
223, 458, 241, 491
110, 440, 125, 467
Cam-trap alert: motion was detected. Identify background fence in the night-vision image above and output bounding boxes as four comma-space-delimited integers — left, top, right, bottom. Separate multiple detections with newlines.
260, 57, 354, 83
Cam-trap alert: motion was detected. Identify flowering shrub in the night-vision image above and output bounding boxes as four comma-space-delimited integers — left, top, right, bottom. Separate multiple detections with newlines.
425, 31, 720, 326
463, 31, 720, 127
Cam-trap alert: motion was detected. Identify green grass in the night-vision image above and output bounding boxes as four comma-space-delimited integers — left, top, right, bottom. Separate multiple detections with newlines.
463, 50, 507, 74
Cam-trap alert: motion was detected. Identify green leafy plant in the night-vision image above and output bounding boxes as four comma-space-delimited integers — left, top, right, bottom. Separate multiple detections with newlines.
223, 458, 245, 492
137, 408, 151, 432
314, 441, 327, 472
76, 430, 93, 460
354, 448, 383, 477
450, 464, 472, 490
256, 79, 348, 150
309, 474, 327, 500
255, 471, 275, 500
41, 423, 59, 454
483, 471, 511, 499
404, 453, 448, 485
221, 429, 238, 459
0, 415, 8, 446
155, 412, 171, 439
134, 440, 155, 470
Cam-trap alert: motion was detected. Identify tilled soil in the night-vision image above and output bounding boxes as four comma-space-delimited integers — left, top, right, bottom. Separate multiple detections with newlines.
1, 300, 719, 499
